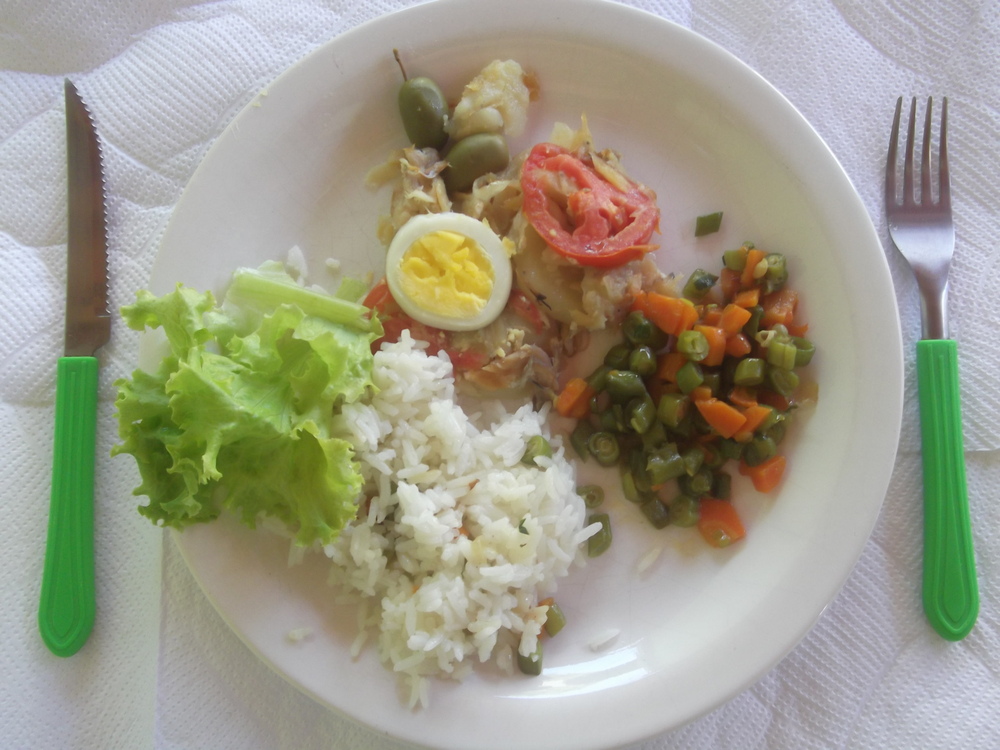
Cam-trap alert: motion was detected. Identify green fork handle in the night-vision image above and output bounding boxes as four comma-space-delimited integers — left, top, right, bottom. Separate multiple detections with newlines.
916, 339, 978, 640
39, 356, 97, 657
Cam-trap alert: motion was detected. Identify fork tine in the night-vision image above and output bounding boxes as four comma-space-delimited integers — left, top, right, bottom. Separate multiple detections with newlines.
903, 97, 917, 207
921, 97, 933, 204
939, 97, 950, 210
886, 97, 902, 208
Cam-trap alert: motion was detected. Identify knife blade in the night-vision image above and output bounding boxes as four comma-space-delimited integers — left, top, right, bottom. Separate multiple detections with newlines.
38, 79, 110, 657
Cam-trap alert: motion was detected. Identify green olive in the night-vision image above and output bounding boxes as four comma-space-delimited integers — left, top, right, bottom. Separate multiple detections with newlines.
398, 76, 449, 150
443, 132, 509, 193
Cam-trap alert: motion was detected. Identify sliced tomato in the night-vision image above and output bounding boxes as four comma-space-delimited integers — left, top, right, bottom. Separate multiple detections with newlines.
520, 143, 660, 268
363, 277, 490, 373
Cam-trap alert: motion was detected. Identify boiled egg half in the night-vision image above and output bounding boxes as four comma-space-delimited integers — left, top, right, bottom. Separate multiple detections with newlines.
385, 212, 513, 332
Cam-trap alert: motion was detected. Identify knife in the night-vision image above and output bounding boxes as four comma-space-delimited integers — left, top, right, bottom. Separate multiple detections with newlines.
38, 80, 110, 657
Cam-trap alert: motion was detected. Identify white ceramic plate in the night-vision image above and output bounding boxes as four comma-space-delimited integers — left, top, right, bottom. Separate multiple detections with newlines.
146, 0, 903, 747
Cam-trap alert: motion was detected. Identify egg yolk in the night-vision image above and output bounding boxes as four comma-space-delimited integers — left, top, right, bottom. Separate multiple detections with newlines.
398, 230, 495, 319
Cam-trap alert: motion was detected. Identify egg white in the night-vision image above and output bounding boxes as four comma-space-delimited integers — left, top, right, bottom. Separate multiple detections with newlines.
385, 212, 513, 332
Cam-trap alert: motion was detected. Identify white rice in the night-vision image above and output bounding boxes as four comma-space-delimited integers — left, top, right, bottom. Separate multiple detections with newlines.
327, 331, 598, 707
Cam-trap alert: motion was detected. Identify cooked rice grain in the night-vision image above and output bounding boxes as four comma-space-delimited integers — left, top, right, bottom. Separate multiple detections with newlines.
327, 332, 596, 707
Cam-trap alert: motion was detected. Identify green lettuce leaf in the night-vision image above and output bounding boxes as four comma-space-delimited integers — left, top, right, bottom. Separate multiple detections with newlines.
112, 266, 379, 546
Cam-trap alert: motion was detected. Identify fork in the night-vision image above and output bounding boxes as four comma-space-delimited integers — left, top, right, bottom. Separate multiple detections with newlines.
885, 96, 978, 640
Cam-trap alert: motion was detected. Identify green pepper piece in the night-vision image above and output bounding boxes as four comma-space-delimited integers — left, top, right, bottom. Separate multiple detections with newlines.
694, 211, 723, 237
683, 269, 719, 300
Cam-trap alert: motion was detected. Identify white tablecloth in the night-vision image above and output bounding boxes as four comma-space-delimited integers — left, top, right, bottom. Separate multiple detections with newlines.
3, 1, 998, 748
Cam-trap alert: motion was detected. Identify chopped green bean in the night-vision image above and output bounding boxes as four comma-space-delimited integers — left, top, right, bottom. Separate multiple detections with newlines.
764, 414, 788, 445
676, 361, 704, 394
521, 435, 552, 466
766, 339, 798, 370
628, 396, 656, 434
723, 247, 748, 271
605, 369, 648, 403
621, 466, 652, 504
587, 513, 612, 556
641, 498, 672, 529
669, 494, 700, 527
763, 253, 788, 292
694, 211, 723, 237
678, 467, 714, 498
623, 310, 657, 346
677, 329, 710, 361
681, 446, 705, 476
629, 450, 655, 493
766, 365, 800, 397
588, 431, 621, 466
742, 305, 764, 339
711, 470, 732, 500
570, 421, 594, 460
586, 364, 613, 392
604, 343, 632, 370
657, 393, 688, 428
641, 420, 668, 449
598, 403, 626, 432
544, 603, 567, 637
743, 434, 777, 467
577, 484, 605, 508
517, 640, 543, 676
646, 448, 686, 484
702, 370, 721, 395
792, 337, 815, 367
733, 357, 766, 386
717, 438, 743, 461
629, 346, 657, 377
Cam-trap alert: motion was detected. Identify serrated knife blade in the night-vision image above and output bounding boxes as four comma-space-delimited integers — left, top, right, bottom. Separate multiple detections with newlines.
39, 79, 109, 657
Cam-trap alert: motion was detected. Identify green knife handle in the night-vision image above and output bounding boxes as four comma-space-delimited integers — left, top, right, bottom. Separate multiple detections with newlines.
39, 356, 97, 656
916, 339, 978, 641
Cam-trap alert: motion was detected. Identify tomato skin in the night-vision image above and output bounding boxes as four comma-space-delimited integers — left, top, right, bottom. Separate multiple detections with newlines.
520, 143, 660, 268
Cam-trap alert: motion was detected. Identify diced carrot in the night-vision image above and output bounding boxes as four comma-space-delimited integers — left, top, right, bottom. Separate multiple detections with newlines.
731, 287, 760, 308
689, 385, 714, 403
741, 404, 774, 433
694, 324, 726, 367
740, 248, 767, 289
719, 267, 741, 300
757, 389, 792, 411
656, 351, 688, 383
642, 292, 699, 336
630, 290, 650, 314
728, 385, 758, 409
725, 332, 753, 358
745, 454, 786, 493
733, 404, 774, 442
761, 288, 798, 328
701, 306, 723, 326
697, 498, 746, 548
719, 303, 752, 336
555, 377, 594, 419
695, 398, 747, 438
787, 322, 810, 337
